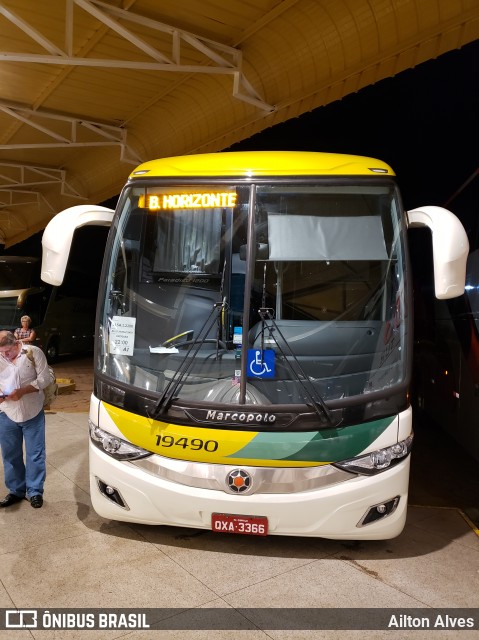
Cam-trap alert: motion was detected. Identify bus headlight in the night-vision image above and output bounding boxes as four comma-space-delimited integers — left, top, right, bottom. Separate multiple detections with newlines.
333, 434, 413, 475
89, 421, 152, 461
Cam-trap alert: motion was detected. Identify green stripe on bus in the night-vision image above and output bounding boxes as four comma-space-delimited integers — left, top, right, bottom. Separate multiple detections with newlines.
228, 416, 394, 463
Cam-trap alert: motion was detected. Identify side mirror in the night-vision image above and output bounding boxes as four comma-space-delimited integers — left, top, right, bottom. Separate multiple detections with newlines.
42, 205, 114, 286
407, 206, 469, 299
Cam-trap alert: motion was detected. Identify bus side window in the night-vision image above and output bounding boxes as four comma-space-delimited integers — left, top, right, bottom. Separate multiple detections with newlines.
23, 290, 50, 328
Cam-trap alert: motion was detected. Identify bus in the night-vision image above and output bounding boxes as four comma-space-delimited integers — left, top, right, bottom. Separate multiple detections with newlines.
41, 151, 468, 539
1, 226, 109, 362
412, 171, 479, 463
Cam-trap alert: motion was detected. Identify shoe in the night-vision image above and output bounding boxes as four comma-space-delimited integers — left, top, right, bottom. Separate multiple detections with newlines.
0, 493, 24, 508
30, 495, 43, 509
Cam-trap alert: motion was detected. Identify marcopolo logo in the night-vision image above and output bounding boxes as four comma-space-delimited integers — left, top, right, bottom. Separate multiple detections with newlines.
204, 409, 276, 424
226, 468, 252, 493
184, 408, 297, 428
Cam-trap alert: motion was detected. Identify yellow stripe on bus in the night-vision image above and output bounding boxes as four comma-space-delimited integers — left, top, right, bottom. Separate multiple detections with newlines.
103, 402, 325, 467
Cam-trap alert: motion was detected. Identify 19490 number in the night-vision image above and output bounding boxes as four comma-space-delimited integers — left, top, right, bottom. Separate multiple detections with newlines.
155, 434, 218, 452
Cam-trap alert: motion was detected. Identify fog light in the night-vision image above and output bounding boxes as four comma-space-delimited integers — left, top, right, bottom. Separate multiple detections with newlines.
357, 496, 400, 527
96, 477, 129, 510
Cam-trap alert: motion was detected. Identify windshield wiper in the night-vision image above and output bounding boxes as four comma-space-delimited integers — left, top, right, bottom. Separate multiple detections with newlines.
152, 301, 226, 418
255, 308, 340, 427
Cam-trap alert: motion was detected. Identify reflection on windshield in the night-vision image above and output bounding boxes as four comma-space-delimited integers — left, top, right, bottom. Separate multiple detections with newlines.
98, 182, 407, 409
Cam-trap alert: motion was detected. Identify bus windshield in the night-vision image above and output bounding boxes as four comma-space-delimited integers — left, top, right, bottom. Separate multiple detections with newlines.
98, 180, 408, 417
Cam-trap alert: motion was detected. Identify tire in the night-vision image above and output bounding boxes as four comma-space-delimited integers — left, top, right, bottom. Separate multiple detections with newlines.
45, 339, 59, 364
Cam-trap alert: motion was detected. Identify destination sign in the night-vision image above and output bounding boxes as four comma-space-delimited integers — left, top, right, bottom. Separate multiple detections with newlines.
139, 192, 237, 210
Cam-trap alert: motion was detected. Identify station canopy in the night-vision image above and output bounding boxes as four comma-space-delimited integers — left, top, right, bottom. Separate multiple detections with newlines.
0, 0, 478, 247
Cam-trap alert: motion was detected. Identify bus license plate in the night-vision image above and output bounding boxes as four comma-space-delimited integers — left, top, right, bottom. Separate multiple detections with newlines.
212, 513, 268, 536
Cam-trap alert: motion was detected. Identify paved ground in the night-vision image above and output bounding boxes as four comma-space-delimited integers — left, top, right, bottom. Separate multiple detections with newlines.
0, 356, 477, 639
48, 354, 94, 412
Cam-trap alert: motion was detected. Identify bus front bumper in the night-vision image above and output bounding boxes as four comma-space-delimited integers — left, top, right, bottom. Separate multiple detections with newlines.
89, 442, 410, 540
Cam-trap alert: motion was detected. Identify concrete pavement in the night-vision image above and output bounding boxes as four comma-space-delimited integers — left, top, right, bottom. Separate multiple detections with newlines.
0, 408, 478, 639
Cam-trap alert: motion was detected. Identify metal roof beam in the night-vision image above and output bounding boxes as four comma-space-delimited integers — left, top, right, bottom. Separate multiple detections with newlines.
0, 189, 54, 214
0, 162, 86, 199
0, 102, 142, 164
0, 2, 64, 56
0, 0, 273, 111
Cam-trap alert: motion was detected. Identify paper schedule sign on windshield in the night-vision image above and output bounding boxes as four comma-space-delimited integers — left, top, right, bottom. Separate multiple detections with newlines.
110, 316, 136, 355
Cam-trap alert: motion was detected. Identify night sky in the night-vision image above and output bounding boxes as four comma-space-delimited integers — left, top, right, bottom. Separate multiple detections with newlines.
228, 38, 479, 247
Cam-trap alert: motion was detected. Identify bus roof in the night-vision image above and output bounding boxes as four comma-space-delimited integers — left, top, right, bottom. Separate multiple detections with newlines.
129, 151, 395, 179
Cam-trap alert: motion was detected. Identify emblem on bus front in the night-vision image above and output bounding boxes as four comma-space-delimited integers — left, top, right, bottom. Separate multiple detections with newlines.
184, 407, 296, 427
226, 469, 252, 494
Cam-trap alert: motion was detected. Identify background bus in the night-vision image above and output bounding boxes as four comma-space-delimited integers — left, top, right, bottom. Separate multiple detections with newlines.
412, 168, 479, 462
0, 227, 108, 362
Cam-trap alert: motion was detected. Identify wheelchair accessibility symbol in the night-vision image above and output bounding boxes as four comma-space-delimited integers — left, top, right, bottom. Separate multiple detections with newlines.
247, 349, 275, 378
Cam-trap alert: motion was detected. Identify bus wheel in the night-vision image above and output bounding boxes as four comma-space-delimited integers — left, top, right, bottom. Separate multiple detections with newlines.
46, 340, 59, 364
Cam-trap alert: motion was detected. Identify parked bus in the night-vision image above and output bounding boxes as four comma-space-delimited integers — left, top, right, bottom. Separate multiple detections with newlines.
0, 255, 45, 333
412, 170, 479, 462
1, 227, 108, 362
41, 151, 468, 539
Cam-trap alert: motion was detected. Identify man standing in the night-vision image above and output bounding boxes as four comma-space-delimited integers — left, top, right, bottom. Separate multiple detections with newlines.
0, 330, 51, 509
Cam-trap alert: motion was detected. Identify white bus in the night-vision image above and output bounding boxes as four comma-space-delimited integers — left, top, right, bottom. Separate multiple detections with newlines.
41, 151, 468, 539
